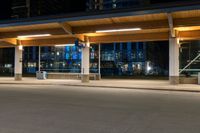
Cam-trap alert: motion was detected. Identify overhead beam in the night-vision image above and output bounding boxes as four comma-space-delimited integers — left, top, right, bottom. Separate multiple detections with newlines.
0, 41, 16, 47
179, 30, 200, 40
21, 37, 76, 46
167, 13, 176, 37
18, 29, 200, 46
73, 17, 200, 34
0, 20, 168, 41
0, 17, 200, 40
89, 32, 169, 43
59, 22, 85, 42
2, 38, 17, 45
0, 28, 66, 39
73, 20, 169, 34
174, 17, 200, 27
0, 38, 17, 48
0, 16, 199, 46
5, 30, 200, 47
17, 32, 169, 46
59, 22, 73, 35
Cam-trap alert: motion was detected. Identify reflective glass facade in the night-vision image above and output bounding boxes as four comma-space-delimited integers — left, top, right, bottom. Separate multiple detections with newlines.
22, 45, 99, 74
180, 40, 200, 76
100, 42, 169, 77
23, 46, 39, 74
0, 48, 14, 76
40, 46, 82, 73
20, 41, 169, 77
4, 41, 198, 78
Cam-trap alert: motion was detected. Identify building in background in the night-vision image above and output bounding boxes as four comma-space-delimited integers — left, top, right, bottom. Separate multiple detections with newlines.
86, 0, 192, 11
12, 0, 30, 18
11, 0, 86, 19
10, 0, 200, 18
86, 0, 150, 11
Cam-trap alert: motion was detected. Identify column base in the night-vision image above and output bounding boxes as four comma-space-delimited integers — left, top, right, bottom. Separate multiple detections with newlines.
96, 74, 101, 80
15, 74, 22, 81
169, 76, 179, 85
81, 74, 89, 83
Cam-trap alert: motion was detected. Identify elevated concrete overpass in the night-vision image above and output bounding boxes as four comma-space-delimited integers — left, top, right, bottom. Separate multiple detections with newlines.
0, 3, 200, 84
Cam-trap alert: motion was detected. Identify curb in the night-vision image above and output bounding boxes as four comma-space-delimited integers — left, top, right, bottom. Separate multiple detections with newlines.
0, 82, 199, 93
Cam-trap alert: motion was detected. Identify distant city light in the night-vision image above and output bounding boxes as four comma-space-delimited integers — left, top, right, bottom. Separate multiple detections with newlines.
17, 34, 51, 39
96, 28, 141, 33
147, 66, 152, 71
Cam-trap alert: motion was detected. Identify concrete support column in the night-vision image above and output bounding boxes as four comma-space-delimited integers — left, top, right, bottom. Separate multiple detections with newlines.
15, 45, 23, 81
169, 37, 180, 85
81, 39, 90, 83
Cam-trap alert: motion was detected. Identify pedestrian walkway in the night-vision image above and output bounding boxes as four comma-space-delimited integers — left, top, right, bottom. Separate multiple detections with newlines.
0, 77, 199, 92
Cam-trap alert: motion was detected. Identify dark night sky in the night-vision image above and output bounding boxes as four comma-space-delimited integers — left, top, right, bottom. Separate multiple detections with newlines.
0, 0, 87, 19
0, 0, 197, 20
0, 0, 12, 19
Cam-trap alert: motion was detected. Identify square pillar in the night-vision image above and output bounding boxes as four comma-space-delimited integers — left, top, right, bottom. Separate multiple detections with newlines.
81, 41, 90, 83
169, 37, 179, 85
15, 46, 23, 81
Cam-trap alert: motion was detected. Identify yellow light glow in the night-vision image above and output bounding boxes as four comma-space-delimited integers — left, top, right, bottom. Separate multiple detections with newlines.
175, 26, 200, 31
96, 28, 141, 33
19, 45, 23, 50
55, 44, 75, 47
17, 34, 51, 39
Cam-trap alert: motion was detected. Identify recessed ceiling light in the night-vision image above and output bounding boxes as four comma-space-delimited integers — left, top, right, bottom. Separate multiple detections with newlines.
96, 28, 141, 33
17, 34, 51, 39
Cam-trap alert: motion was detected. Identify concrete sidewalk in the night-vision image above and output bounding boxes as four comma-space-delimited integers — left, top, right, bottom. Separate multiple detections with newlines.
0, 77, 199, 92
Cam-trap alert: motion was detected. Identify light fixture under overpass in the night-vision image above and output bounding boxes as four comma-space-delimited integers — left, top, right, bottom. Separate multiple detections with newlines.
18, 45, 23, 50
17, 34, 51, 39
96, 28, 141, 33
55, 44, 75, 47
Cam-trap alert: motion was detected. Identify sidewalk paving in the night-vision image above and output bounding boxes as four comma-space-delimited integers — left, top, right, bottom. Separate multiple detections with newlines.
0, 77, 199, 92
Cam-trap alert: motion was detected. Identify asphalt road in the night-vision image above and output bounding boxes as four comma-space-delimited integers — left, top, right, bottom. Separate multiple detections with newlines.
0, 85, 200, 133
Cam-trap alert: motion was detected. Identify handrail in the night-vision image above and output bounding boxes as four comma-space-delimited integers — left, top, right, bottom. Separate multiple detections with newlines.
179, 53, 200, 74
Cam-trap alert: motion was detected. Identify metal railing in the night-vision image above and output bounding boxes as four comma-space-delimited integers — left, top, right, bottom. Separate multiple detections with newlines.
180, 53, 200, 74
